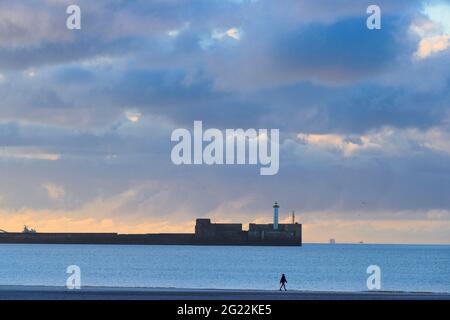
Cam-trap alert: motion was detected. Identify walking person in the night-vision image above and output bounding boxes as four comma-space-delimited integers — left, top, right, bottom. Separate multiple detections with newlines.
279, 273, 287, 291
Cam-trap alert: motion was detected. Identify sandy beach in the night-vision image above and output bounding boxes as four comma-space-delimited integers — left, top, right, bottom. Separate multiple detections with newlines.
0, 286, 449, 300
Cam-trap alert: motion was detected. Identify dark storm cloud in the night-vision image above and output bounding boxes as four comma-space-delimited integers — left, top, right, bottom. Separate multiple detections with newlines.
0, 36, 140, 70
0, 0, 440, 134
272, 18, 403, 82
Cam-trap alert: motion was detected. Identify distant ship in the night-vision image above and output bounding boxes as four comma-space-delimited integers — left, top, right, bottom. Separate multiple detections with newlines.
329, 238, 336, 244
0, 202, 302, 246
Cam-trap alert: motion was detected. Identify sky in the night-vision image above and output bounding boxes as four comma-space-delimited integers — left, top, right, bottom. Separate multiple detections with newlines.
0, 0, 450, 244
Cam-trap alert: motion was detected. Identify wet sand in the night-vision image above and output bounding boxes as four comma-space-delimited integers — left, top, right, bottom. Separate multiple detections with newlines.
0, 286, 449, 300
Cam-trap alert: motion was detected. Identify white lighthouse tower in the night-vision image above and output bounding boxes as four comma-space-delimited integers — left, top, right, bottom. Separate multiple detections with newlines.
273, 201, 279, 230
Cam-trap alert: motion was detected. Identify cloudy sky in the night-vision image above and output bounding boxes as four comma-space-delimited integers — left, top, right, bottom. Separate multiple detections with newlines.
1, 0, 450, 243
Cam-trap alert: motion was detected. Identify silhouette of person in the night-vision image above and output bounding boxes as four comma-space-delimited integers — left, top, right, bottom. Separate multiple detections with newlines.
279, 273, 287, 291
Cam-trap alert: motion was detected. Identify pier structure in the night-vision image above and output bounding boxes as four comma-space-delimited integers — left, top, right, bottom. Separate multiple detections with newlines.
0, 202, 302, 246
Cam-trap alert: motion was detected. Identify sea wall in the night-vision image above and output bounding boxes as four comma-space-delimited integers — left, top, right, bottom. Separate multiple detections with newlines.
0, 220, 302, 246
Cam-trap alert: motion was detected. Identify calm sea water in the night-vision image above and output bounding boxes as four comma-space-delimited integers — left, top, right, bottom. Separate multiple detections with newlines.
0, 244, 449, 293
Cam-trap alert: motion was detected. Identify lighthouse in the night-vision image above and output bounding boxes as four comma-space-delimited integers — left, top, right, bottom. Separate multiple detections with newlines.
273, 201, 279, 230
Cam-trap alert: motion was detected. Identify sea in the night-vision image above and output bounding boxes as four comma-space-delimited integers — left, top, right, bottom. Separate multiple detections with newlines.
0, 243, 449, 293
